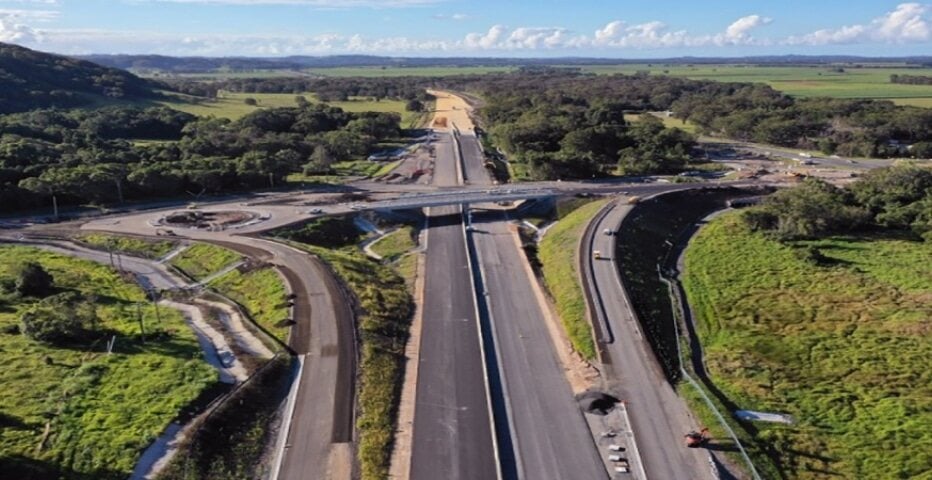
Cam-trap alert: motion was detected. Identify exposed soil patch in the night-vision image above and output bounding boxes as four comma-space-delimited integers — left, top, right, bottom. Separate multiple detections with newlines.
163, 210, 256, 229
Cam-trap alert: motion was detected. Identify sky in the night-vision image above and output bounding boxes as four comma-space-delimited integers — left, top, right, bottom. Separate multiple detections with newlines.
0, 0, 930, 57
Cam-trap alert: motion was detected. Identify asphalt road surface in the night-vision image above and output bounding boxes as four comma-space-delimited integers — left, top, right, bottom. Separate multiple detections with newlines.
410, 130, 498, 480
462, 127, 608, 480
588, 202, 718, 480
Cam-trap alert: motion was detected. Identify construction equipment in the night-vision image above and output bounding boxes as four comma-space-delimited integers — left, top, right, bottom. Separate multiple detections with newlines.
684, 428, 710, 448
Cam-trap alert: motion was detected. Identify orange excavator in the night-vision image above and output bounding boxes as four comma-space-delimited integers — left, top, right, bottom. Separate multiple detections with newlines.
685, 428, 710, 448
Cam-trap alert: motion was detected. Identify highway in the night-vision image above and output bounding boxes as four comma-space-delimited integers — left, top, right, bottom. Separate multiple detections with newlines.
409, 125, 499, 479
457, 117, 607, 479
585, 200, 718, 480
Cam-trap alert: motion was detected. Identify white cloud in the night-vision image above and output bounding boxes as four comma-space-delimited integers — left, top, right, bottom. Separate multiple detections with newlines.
0, 14, 40, 42
7, 5, 929, 56
464, 24, 505, 49
724, 15, 772, 43
787, 3, 930, 45
0, 9, 59, 20
432, 12, 470, 20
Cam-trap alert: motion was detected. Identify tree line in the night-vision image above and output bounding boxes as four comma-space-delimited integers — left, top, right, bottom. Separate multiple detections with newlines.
435, 70, 932, 166
167, 76, 435, 103
0, 104, 401, 212
743, 164, 932, 241
889, 74, 932, 85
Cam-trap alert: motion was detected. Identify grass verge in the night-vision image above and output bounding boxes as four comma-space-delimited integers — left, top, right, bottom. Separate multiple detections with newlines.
169, 243, 242, 281
536, 198, 607, 360
208, 266, 291, 344
681, 213, 932, 479
369, 227, 417, 262
76, 233, 177, 259
0, 246, 216, 480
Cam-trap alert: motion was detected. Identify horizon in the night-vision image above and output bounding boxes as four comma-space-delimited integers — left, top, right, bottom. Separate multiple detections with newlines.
0, 1, 930, 58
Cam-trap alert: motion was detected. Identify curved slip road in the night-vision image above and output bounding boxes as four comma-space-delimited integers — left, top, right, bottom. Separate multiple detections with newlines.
70, 225, 357, 479
585, 201, 719, 480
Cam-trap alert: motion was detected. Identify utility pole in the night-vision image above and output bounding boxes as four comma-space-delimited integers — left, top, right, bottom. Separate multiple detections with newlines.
136, 302, 145, 342
52, 194, 58, 220
151, 290, 162, 328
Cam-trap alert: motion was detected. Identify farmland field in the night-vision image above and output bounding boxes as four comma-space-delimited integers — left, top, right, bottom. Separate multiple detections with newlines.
681, 213, 932, 479
161, 91, 422, 124
0, 246, 216, 480
578, 64, 932, 105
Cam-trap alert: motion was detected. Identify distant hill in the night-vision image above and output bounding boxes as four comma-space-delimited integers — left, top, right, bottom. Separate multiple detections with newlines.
0, 43, 161, 114
80, 53, 932, 74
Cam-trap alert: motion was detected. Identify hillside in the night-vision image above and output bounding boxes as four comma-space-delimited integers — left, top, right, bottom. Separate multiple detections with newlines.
0, 43, 161, 114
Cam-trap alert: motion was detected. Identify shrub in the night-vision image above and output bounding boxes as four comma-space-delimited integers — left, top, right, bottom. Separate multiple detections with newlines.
20, 293, 98, 345
13, 261, 54, 297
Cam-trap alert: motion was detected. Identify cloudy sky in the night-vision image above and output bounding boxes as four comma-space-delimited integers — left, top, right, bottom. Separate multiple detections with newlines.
0, 0, 930, 57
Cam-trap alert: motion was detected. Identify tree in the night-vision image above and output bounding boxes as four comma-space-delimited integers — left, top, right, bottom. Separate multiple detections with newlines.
20, 294, 99, 345
295, 95, 310, 108
13, 261, 54, 297
848, 164, 932, 230
405, 99, 424, 112
745, 178, 868, 239
243, 97, 258, 106
304, 145, 334, 175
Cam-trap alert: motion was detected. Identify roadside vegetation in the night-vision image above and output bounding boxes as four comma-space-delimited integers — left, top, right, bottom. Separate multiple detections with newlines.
0, 246, 216, 480
157, 354, 293, 480
369, 226, 417, 261
682, 213, 932, 479
536, 198, 607, 360
208, 266, 291, 344
76, 233, 177, 259
615, 189, 762, 379
274, 216, 414, 480
169, 243, 242, 281
743, 164, 932, 241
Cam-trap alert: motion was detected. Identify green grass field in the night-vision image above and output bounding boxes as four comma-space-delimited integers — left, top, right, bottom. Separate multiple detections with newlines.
208, 267, 290, 343
76, 233, 177, 260
161, 91, 422, 123
369, 227, 417, 262
537, 199, 606, 360
681, 213, 932, 479
169, 243, 242, 281
581, 64, 932, 106
0, 246, 216, 479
